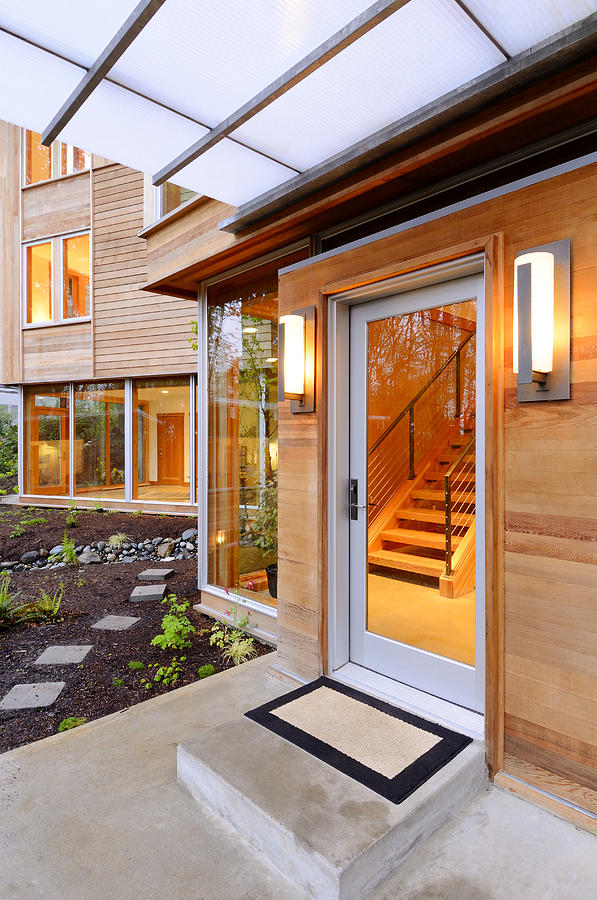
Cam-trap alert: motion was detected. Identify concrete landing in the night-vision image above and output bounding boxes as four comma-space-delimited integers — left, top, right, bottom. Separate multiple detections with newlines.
178, 714, 486, 899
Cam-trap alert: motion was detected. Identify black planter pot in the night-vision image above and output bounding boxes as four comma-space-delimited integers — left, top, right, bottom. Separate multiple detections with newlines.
265, 563, 278, 599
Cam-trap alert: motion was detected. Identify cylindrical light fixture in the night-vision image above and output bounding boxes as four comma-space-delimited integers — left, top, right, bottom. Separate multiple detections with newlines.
513, 250, 555, 377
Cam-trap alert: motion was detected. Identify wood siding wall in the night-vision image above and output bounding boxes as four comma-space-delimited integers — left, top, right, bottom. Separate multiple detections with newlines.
92, 164, 197, 377
22, 171, 90, 242
277, 161, 597, 818
0, 122, 21, 384
22, 323, 92, 383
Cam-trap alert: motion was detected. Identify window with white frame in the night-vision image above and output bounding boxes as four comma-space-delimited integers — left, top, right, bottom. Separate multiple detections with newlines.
24, 232, 91, 326
23, 130, 90, 186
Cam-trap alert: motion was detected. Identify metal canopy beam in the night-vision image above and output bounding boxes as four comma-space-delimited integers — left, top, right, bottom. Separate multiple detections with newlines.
152, 0, 411, 186
41, 0, 167, 146
219, 14, 597, 233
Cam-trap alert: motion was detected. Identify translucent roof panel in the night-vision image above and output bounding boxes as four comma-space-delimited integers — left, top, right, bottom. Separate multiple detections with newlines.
0, 0, 140, 67
111, 0, 376, 126
464, 0, 597, 56
231, 0, 505, 171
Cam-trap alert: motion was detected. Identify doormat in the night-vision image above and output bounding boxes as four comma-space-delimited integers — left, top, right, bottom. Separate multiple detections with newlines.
245, 677, 472, 804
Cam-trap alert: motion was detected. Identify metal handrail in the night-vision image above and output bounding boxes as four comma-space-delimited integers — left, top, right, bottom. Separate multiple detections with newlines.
444, 435, 475, 576
368, 330, 475, 474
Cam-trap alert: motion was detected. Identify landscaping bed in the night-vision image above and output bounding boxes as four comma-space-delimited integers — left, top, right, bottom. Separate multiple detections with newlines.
0, 557, 272, 755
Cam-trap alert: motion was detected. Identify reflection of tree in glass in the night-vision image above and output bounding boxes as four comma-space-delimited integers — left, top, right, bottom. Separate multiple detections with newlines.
75, 384, 125, 487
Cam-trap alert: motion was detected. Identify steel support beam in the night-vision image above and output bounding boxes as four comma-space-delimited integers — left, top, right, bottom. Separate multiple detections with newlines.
41, 0, 167, 146
152, 0, 411, 186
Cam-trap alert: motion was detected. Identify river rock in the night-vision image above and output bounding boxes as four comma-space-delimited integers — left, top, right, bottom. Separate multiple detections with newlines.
157, 541, 175, 558
182, 528, 197, 542
79, 550, 101, 565
21, 550, 40, 564
50, 544, 64, 556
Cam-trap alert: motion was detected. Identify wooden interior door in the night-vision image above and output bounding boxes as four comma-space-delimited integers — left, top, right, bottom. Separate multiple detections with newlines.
157, 413, 185, 485
31, 407, 69, 495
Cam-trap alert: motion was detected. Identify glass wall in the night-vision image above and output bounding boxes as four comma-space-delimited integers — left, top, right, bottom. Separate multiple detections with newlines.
26, 242, 52, 324
74, 383, 125, 499
24, 385, 70, 495
62, 234, 90, 319
25, 131, 51, 185
133, 377, 191, 502
207, 267, 281, 605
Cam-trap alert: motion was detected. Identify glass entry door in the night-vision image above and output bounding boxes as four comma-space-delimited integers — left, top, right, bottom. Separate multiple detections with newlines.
348, 275, 484, 711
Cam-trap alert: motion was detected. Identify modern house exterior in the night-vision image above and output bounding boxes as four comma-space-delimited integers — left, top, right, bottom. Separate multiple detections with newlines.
1, 0, 596, 876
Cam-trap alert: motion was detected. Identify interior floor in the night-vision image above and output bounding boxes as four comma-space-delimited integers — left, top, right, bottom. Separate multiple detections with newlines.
135, 483, 191, 502
367, 571, 475, 666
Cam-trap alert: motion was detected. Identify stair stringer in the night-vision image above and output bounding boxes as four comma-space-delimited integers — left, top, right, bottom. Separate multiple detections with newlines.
439, 521, 476, 598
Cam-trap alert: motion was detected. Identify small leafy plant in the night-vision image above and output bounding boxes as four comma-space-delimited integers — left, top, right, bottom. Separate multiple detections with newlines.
141, 656, 186, 689
9, 523, 24, 537
112, 677, 124, 687
107, 532, 131, 550
27, 583, 64, 621
0, 573, 24, 629
127, 660, 144, 670
61, 530, 79, 566
197, 664, 216, 679
58, 716, 87, 732
10, 515, 48, 537
151, 595, 196, 651
93, 502, 105, 513
65, 505, 79, 528
209, 600, 257, 666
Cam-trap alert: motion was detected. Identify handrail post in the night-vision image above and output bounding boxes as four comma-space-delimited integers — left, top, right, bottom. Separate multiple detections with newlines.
455, 347, 461, 419
409, 407, 415, 479
445, 472, 452, 575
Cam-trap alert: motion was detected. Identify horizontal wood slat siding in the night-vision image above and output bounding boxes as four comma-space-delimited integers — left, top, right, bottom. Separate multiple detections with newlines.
277, 161, 597, 810
92, 164, 197, 377
23, 324, 92, 382
22, 171, 90, 242
0, 121, 21, 383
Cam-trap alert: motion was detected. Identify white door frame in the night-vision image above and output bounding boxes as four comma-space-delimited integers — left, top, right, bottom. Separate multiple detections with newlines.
327, 254, 486, 725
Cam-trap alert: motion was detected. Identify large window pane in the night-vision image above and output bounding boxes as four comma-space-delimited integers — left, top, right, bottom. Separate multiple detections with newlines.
74, 382, 125, 499
25, 131, 51, 185
26, 242, 52, 324
207, 268, 282, 606
24, 385, 70, 495
60, 143, 90, 176
62, 234, 90, 319
132, 377, 191, 502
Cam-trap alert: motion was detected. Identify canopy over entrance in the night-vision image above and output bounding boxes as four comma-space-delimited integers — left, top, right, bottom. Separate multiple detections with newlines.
1, 1, 596, 222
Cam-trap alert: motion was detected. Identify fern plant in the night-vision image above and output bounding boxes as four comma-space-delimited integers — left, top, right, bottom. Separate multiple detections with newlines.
61, 530, 79, 566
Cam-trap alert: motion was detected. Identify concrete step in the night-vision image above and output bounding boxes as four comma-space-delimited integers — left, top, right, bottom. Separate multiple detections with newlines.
178, 715, 486, 900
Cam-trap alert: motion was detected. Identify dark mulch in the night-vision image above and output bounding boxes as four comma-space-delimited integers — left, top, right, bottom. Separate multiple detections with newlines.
0, 474, 18, 496
0, 558, 271, 754
0, 505, 197, 561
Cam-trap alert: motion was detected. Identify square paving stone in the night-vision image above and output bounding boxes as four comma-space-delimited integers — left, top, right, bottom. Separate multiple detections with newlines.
91, 615, 140, 631
137, 568, 174, 582
34, 645, 93, 665
130, 584, 168, 602
0, 682, 65, 710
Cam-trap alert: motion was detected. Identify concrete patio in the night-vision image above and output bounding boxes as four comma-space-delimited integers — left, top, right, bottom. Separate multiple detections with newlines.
1, 655, 596, 899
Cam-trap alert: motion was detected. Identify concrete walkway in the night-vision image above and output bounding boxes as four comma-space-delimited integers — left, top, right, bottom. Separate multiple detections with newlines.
1, 655, 596, 899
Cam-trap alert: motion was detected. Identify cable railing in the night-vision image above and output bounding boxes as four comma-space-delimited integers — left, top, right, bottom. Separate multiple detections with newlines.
444, 435, 475, 576
368, 330, 475, 522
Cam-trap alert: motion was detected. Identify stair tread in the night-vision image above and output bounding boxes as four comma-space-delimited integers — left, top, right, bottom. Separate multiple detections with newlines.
368, 549, 445, 576
437, 453, 475, 464
412, 488, 475, 504
425, 470, 475, 483
381, 528, 461, 549
395, 508, 474, 525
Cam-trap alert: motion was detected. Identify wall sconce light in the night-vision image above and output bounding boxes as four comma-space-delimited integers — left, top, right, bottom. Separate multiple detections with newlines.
513, 239, 570, 402
278, 306, 316, 413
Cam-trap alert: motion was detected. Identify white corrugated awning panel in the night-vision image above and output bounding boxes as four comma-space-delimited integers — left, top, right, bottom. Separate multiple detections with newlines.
1, 0, 595, 208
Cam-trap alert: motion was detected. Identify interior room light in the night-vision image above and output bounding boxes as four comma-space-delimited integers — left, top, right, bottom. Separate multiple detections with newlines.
278, 307, 316, 413
266, 356, 278, 363
161, 389, 169, 394
513, 240, 570, 402
243, 326, 258, 333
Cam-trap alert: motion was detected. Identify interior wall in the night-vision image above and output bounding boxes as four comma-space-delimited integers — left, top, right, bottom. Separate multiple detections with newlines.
276, 160, 597, 817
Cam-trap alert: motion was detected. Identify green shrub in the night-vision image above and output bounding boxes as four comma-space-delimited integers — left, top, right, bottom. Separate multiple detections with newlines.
127, 660, 144, 670
0, 410, 17, 480
151, 595, 196, 651
58, 717, 87, 732
197, 664, 216, 679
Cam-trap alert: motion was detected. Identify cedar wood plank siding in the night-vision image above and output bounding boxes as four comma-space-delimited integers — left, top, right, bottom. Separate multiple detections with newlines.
92, 164, 197, 377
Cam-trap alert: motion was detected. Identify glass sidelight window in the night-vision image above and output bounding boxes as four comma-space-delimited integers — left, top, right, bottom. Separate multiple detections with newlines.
25, 242, 52, 324
74, 382, 125, 499
132, 377, 191, 503
62, 234, 90, 319
24, 385, 70, 495
25, 131, 51, 185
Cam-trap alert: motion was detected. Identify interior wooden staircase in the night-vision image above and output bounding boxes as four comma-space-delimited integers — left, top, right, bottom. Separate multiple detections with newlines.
368, 418, 476, 599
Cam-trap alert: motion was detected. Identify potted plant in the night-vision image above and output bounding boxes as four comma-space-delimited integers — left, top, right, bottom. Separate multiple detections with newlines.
253, 476, 278, 599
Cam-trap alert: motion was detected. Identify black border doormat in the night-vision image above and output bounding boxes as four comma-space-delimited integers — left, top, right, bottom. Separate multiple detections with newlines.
245, 677, 472, 804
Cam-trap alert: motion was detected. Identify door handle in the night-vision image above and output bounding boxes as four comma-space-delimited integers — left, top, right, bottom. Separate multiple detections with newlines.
349, 478, 367, 520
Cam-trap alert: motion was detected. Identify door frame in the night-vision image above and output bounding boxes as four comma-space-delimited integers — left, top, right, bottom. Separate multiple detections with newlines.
157, 412, 186, 485
327, 254, 488, 727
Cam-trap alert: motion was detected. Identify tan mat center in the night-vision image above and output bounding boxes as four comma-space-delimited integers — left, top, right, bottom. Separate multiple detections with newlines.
272, 686, 441, 779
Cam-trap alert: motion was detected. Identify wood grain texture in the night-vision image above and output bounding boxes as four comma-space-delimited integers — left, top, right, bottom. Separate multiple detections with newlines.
22, 171, 90, 241
92, 164, 197, 376
276, 161, 596, 811
0, 121, 21, 383
22, 324, 93, 382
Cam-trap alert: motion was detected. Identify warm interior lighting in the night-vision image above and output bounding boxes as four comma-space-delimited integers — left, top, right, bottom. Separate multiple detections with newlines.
280, 313, 305, 399
216, 530, 225, 545
161, 389, 169, 394
513, 250, 555, 377
242, 326, 258, 333
266, 356, 278, 363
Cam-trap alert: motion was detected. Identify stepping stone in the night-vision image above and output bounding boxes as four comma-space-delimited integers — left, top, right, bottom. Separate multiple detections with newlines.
137, 567, 174, 582
0, 682, 65, 710
91, 615, 140, 631
34, 645, 93, 665
130, 584, 168, 602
